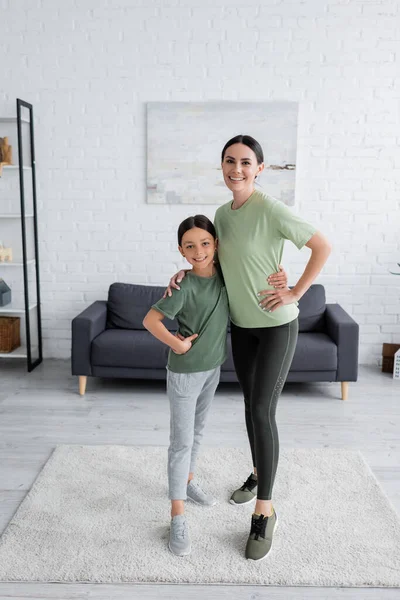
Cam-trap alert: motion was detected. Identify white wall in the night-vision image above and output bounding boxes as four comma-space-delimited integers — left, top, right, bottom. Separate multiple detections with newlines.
0, 0, 399, 364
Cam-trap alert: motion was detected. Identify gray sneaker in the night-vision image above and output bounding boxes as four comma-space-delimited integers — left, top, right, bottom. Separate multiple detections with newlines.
168, 514, 191, 556
230, 473, 258, 505
187, 480, 217, 506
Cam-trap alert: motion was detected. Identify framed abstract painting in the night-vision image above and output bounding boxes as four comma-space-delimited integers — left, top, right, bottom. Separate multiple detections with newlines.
146, 101, 298, 206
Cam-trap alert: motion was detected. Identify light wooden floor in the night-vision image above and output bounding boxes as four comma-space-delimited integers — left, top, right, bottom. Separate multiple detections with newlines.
0, 360, 399, 600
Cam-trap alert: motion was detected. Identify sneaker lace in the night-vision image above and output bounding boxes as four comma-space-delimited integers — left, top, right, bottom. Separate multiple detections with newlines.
191, 481, 204, 496
240, 474, 257, 492
174, 521, 187, 540
252, 515, 267, 540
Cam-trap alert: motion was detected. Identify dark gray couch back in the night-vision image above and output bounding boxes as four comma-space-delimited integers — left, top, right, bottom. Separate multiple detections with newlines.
106, 283, 178, 331
106, 282, 326, 333
297, 284, 326, 332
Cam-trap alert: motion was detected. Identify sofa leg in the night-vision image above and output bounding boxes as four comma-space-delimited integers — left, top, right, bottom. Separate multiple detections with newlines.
341, 381, 348, 401
79, 376, 87, 396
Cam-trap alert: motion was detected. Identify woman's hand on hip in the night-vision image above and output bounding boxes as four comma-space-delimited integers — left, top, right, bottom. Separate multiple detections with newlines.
163, 270, 188, 298
267, 264, 288, 289
257, 288, 299, 312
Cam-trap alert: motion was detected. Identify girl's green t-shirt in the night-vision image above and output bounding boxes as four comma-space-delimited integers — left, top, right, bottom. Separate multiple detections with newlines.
214, 190, 317, 328
152, 269, 229, 373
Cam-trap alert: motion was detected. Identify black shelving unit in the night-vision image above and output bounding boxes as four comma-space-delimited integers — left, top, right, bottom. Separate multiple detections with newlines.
0, 99, 42, 371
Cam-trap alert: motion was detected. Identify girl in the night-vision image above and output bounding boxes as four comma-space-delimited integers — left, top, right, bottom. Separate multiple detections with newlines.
143, 214, 229, 557
166, 135, 332, 562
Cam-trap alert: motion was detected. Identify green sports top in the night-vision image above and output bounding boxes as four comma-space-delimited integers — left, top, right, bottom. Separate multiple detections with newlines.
214, 189, 317, 328
152, 269, 229, 373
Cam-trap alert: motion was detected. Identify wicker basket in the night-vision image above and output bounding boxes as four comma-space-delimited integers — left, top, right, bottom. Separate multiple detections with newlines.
382, 343, 400, 373
0, 316, 20, 353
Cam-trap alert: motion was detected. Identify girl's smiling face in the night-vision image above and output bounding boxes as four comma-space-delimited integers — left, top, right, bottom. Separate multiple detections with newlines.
179, 227, 217, 274
221, 143, 264, 194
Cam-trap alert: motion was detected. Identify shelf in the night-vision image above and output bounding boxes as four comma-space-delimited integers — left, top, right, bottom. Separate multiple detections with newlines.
0, 213, 34, 218
0, 117, 30, 123
0, 100, 42, 371
0, 302, 37, 314
1, 165, 32, 171
0, 345, 38, 358
0, 259, 36, 266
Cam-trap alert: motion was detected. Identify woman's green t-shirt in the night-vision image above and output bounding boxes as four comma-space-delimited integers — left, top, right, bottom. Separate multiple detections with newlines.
214, 189, 317, 328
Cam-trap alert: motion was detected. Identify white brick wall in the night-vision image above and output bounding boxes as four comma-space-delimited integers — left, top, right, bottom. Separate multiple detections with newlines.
0, 0, 399, 365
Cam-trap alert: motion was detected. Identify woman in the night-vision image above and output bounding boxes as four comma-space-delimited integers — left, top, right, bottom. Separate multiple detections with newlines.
167, 134, 331, 561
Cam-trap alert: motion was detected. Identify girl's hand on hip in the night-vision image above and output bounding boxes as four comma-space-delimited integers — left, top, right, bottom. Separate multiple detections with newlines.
267, 264, 288, 289
172, 333, 198, 354
257, 288, 299, 312
163, 270, 188, 298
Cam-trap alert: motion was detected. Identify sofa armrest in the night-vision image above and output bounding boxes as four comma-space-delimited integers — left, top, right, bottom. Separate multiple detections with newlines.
71, 301, 107, 376
325, 304, 359, 382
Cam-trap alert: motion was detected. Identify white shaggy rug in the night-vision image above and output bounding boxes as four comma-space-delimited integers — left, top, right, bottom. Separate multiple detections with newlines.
0, 445, 399, 586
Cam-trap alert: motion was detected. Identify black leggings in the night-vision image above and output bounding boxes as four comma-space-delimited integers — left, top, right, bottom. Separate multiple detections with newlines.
231, 318, 298, 500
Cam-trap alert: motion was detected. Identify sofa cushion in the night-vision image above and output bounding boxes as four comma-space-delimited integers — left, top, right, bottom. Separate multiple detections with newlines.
92, 329, 169, 369
106, 282, 326, 333
290, 332, 337, 371
221, 331, 337, 373
106, 282, 178, 331
92, 328, 336, 373
221, 333, 235, 370
297, 284, 326, 333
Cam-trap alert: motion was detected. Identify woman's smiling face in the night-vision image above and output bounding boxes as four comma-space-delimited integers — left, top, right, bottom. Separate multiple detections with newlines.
221, 143, 264, 194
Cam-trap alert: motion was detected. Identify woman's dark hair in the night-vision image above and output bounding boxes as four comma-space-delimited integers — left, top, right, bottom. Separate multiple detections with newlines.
221, 134, 264, 165
177, 214, 216, 246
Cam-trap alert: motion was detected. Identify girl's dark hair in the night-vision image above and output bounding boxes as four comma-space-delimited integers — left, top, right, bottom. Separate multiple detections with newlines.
177, 214, 216, 246
221, 134, 264, 164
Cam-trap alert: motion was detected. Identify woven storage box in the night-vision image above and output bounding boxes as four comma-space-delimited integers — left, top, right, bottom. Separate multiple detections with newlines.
382, 343, 400, 373
0, 316, 20, 353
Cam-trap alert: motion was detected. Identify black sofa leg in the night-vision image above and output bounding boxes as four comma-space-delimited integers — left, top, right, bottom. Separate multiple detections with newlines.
79, 376, 87, 396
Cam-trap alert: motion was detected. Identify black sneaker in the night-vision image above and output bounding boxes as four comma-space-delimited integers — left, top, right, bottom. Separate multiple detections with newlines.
245, 509, 278, 561
229, 473, 258, 505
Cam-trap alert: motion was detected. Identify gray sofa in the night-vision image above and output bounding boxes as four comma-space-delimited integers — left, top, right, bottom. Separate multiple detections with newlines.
71, 282, 359, 400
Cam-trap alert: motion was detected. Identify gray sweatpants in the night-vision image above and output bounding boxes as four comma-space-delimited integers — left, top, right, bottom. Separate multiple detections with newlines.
166, 366, 221, 500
